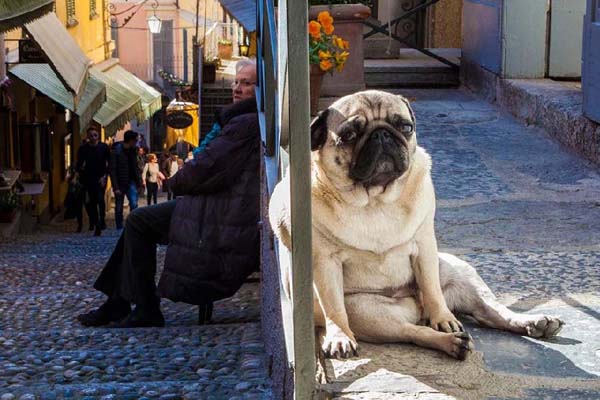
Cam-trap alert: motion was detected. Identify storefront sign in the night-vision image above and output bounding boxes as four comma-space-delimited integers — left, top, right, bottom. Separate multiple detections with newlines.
19, 40, 46, 64
166, 111, 193, 129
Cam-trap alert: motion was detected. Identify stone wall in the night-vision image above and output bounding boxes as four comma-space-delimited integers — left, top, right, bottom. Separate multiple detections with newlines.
260, 158, 294, 400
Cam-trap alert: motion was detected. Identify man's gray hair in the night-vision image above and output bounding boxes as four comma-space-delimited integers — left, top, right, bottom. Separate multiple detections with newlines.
236, 58, 257, 74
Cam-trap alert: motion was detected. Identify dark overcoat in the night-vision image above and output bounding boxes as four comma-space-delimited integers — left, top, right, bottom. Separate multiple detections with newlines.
157, 99, 261, 304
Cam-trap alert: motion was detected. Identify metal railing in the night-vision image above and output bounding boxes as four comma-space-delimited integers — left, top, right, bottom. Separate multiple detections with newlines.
256, 0, 316, 398
363, 0, 459, 69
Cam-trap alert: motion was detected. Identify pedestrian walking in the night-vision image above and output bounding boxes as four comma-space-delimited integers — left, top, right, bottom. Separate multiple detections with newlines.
110, 130, 141, 229
63, 166, 85, 232
142, 153, 163, 206
76, 127, 110, 236
162, 153, 180, 201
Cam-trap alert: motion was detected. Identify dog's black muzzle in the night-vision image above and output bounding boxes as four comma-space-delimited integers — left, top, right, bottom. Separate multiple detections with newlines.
349, 128, 409, 188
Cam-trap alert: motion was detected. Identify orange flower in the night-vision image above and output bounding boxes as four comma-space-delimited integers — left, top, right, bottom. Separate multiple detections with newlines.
318, 11, 333, 26
341, 40, 350, 50
308, 21, 321, 40
320, 59, 334, 71
318, 11, 334, 35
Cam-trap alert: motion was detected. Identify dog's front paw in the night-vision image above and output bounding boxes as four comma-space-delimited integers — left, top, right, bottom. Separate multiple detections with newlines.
322, 328, 358, 359
429, 308, 464, 333
441, 331, 474, 360
524, 315, 564, 338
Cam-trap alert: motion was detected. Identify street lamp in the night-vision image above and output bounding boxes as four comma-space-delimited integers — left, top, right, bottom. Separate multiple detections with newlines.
147, 0, 161, 34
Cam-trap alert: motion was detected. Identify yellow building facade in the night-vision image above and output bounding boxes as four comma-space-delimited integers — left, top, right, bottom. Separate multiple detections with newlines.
1, 0, 113, 221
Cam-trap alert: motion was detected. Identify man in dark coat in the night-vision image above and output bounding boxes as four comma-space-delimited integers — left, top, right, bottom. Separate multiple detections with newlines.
77, 61, 259, 328
109, 130, 141, 229
76, 127, 110, 236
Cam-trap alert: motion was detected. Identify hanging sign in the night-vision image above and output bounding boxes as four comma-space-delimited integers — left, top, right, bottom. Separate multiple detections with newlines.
166, 111, 194, 129
19, 40, 46, 63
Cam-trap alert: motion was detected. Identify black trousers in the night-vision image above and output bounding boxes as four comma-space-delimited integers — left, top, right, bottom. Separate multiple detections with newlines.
94, 200, 176, 305
83, 181, 106, 228
146, 182, 158, 205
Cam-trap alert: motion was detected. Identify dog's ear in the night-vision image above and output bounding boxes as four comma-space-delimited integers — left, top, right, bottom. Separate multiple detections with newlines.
310, 109, 329, 151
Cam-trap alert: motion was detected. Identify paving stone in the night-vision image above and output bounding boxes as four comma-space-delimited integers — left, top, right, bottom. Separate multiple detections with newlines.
0, 210, 272, 398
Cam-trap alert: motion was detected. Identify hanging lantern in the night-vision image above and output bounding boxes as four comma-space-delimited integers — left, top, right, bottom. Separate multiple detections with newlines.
147, 0, 161, 34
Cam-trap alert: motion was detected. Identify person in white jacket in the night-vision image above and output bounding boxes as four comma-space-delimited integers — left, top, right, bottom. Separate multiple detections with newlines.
142, 154, 164, 205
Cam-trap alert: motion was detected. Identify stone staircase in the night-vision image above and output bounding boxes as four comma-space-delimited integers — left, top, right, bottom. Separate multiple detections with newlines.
364, 49, 460, 88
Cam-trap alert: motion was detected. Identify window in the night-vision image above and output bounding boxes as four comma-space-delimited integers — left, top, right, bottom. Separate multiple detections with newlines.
66, 0, 78, 27
90, 0, 98, 19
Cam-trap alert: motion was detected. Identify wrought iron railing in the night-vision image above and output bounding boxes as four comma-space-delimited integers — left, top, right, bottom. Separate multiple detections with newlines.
256, 0, 316, 398
363, 0, 459, 69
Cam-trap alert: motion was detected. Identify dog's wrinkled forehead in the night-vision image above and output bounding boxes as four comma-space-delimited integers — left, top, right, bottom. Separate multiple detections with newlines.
328, 91, 415, 128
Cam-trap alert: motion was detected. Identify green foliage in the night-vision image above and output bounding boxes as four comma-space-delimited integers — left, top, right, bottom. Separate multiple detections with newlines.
0, 191, 19, 213
309, 0, 373, 6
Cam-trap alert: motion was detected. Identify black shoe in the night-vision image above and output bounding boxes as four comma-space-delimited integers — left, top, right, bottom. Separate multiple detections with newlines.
111, 305, 165, 328
99, 219, 107, 230
94, 227, 102, 236
78, 298, 131, 327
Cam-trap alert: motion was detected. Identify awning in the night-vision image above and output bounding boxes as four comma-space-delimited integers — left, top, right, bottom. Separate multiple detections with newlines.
9, 63, 106, 133
90, 67, 143, 137
0, 0, 54, 33
100, 61, 162, 122
24, 13, 92, 98
218, 0, 256, 32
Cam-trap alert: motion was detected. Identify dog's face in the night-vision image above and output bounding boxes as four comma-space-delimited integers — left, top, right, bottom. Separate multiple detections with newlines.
311, 90, 417, 189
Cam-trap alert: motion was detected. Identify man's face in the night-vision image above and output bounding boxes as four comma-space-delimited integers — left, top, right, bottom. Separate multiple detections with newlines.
232, 65, 256, 103
123, 139, 136, 149
87, 129, 100, 145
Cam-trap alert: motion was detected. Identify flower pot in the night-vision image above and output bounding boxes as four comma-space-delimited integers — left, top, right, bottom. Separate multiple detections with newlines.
309, 4, 371, 97
0, 209, 16, 223
202, 64, 216, 84
310, 64, 326, 116
218, 43, 233, 59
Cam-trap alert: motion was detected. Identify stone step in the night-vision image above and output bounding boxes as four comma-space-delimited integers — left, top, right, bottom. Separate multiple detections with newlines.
364, 49, 460, 88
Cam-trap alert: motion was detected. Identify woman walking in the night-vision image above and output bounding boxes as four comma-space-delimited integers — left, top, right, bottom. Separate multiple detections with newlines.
142, 154, 163, 205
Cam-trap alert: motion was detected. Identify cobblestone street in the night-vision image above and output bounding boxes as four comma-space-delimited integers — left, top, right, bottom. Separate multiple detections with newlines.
0, 213, 272, 399
321, 89, 600, 399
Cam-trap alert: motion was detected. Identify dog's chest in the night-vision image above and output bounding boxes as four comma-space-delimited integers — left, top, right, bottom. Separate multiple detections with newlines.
316, 200, 418, 253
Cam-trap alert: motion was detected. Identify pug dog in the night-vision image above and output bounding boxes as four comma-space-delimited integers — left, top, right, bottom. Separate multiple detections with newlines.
269, 90, 563, 360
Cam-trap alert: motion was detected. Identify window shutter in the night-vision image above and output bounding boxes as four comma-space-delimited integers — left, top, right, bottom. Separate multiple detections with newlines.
90, 0, 98, 18
66, 0, 75, 18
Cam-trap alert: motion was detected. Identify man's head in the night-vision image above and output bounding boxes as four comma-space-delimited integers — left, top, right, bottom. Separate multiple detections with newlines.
232, 59, 257, 103
87, 127, 100, 146
138, 147, 145, 155
123, 130, 138, 149
170, 153, 178, 161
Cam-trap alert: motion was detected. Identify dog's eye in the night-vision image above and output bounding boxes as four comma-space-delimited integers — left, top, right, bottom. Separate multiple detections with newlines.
340, 131, 357, 143
400, 124, 414, 135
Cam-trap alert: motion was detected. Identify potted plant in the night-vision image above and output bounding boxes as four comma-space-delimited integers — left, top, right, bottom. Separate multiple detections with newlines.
309, 11, 350, 114
0, 190, 19, 223
202, 58, 218, 84
309, 0, 371, 97
217, 39, 233, 59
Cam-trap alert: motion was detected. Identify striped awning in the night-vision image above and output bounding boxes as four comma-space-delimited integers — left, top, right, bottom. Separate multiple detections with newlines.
0, 0, 53, 33
9, 63, 106, 133
218, 0, 256, 32
90, 67, 143, 137
24, 13, 92, 99
100, 62, 162, 122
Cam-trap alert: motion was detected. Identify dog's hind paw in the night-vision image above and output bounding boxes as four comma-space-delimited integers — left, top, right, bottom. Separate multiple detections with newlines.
524, 316, 564, 338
